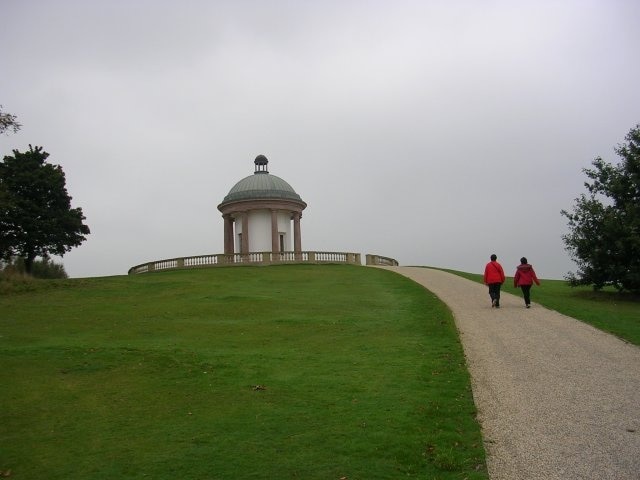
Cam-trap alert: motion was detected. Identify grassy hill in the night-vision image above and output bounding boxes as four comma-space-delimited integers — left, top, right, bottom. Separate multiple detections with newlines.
0, 265, 487, 480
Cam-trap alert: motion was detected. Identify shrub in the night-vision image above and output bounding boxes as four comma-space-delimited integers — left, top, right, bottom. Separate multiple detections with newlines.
0, 256, 68, 279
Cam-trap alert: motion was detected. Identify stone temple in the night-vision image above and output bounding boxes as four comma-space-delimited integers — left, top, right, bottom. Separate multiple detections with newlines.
217, 155, 307, 255
128, 154, 396, 274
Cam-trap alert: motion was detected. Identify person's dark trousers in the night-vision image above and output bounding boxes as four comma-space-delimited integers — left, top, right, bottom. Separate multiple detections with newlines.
520, 285, 532, 306
488, 283, 501, 306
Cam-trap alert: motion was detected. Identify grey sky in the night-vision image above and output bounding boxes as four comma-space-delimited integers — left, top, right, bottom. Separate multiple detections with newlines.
2, 0, 639, 279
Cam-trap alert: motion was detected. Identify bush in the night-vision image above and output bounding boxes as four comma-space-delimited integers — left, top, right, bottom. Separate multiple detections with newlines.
1, 257, 68, 279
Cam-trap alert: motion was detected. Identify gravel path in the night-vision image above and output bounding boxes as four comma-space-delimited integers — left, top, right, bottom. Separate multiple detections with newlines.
378, 266, 640, 480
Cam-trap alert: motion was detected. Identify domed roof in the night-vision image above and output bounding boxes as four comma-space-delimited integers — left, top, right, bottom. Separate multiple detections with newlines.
218, 155, 305, 207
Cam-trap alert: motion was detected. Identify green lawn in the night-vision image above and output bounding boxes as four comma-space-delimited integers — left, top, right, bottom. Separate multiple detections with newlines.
438, 268, 640, 346
0, 265, 487, 480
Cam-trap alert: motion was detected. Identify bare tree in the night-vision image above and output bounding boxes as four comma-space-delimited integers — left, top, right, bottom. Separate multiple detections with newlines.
0, 105, 21, 134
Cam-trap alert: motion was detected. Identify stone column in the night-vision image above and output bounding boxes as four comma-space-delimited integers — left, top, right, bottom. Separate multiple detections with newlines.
241, 213, 249, 254
271, 209, 279, 254
293, 212, 302, 254
223, 214, 234, 255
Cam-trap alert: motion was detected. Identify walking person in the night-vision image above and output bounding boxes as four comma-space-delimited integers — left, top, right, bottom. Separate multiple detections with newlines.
483, 254, 505, 308
514, 257, 541, 308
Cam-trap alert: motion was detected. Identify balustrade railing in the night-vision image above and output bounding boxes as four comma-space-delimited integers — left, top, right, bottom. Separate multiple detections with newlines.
365, 254, 399, 266
127, 251, 392, 275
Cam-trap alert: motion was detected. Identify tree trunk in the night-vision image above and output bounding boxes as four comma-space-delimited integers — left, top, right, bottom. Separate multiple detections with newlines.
24, 254, 35, 275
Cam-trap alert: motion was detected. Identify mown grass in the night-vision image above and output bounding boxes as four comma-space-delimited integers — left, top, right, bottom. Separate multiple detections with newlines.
438, 268, 640, 346
0, 265, 487, 480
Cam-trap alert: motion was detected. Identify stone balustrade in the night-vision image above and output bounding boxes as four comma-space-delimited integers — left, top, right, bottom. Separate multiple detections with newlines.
365, 254, 399, 266
128, 251, 398, 274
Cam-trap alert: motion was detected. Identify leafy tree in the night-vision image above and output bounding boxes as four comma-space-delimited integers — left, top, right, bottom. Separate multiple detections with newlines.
0, 105, 21, 134
561, 124, 640, 293
0, 145, 89, 274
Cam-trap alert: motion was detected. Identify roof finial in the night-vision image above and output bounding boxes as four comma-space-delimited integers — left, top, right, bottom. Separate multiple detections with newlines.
254, 154, 269, 174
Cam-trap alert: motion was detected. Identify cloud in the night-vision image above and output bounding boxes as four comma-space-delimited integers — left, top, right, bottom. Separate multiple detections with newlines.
1, 0, 639, 279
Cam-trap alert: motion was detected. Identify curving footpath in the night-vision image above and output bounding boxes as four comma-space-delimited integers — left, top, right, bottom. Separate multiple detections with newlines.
379, 267, 640, 480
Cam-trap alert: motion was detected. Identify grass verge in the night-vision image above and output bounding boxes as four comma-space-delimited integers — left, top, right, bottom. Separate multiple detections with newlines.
1, 265, 487, 479
438, 268, 640, 346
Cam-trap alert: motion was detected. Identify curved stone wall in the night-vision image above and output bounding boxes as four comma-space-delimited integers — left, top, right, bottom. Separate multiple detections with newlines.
128, 251, 398, 274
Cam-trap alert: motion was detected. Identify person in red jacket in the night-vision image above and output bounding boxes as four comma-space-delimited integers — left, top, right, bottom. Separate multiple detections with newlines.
483, 254, 505, 308
513, 257, 541, 308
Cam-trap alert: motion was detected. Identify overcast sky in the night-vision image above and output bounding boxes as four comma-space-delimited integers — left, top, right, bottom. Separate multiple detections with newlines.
2, 0, 639, 279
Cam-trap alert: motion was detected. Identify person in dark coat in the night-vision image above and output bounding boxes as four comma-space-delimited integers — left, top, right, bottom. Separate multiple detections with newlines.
483, 254, 505, 308
514, 257, 541, 308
